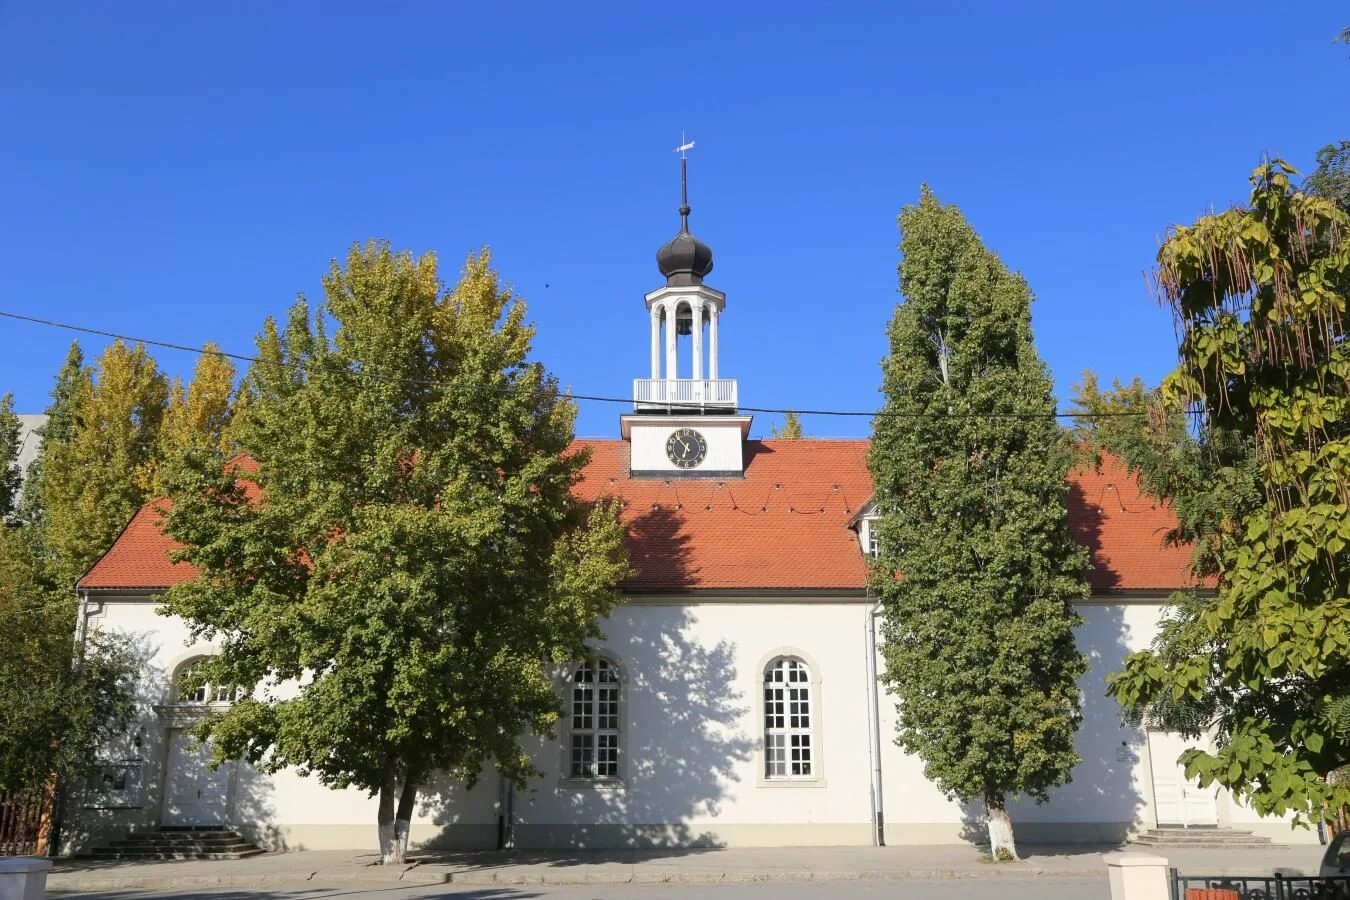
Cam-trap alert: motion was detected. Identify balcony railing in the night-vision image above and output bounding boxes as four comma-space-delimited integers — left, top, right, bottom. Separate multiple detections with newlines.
633, 378, 738, 411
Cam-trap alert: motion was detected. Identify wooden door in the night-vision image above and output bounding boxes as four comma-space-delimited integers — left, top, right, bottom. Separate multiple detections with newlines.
1149, 730, 1218, 827
162, 731, 231, 827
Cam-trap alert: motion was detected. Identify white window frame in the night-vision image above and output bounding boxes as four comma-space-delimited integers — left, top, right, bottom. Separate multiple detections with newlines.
171, 657, 240, 707
862, 515, 881, 558
756, 648, 826, 787
561, 655, 626, 788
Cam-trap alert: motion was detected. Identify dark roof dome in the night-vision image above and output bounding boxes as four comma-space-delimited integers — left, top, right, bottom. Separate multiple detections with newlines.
656, 208, 715, 286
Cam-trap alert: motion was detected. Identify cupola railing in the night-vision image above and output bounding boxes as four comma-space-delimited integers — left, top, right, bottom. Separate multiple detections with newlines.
633, 378, 737, 412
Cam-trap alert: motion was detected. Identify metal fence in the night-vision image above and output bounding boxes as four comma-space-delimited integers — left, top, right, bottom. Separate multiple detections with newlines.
1173, 870, 1350, 900
0, 792, 49, 857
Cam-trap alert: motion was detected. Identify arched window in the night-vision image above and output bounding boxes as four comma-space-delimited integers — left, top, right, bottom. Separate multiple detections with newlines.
173, 658, 239, 705
569, 657, 620, 780
763, 656, 814, 779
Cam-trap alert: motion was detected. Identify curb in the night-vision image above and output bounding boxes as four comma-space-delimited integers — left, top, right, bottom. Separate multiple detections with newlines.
48, 863, 1104, 891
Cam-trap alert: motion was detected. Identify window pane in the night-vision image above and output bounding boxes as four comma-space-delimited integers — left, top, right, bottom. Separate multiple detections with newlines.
571, 658, 620, 780
764, 657, 814, 780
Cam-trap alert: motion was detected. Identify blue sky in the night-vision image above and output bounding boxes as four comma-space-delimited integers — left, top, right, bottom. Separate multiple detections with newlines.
2, 2, 1346, 438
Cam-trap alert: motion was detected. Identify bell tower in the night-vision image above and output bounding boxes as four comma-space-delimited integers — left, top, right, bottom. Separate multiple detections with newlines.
622, 140, 752, 478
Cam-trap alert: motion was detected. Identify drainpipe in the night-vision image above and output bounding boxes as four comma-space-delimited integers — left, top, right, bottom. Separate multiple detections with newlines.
864, 595, 885, 846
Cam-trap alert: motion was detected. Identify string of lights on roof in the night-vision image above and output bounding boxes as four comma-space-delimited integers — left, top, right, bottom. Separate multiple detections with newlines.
0, 309, 1152, 422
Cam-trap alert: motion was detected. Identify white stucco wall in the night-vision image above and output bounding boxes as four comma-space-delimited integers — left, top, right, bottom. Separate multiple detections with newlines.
67, 591, 1316, 852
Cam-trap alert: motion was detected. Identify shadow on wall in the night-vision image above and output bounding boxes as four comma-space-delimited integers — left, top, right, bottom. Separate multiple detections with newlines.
61, 625, 287, 856
232, 756, 285, 852
57, 628, 164, 855
958, 481, 1145, 851
558, 507, 752, 849
423, 507, 754, 857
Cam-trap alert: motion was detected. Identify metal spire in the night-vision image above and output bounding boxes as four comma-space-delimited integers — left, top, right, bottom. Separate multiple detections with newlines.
674, 133, 695, 232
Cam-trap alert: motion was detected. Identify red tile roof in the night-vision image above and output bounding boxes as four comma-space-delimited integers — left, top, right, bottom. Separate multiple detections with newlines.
79, 440, 1195, 594
81, 501, 198, 590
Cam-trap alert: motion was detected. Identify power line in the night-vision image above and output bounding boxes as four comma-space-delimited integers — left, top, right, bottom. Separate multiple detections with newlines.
0, 308, 1148, 421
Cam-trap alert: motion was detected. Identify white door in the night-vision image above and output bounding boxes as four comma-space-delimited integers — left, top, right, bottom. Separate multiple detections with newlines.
162, 731, 232, 827
1148, 730, 1219, 827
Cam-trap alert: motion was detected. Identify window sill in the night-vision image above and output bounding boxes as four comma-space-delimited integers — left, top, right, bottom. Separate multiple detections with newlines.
558, 778, 627, 792
755, 777, 828, 789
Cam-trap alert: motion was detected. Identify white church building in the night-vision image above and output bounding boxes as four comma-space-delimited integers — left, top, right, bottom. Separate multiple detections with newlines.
63, 181, 1314, 854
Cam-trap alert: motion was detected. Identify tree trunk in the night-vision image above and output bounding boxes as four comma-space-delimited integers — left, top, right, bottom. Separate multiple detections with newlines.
393, 774, 420, 864
376, 761, 399, 865
985, 794, 1017, 860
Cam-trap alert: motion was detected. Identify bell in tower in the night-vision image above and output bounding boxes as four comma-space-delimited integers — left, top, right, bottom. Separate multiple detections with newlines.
636, 140, 735, 412
622, 137, 751, 478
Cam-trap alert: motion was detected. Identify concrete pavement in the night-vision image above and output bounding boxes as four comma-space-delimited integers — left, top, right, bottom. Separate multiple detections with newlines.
57, 877, 1117, 899
44, 842, 1329, 893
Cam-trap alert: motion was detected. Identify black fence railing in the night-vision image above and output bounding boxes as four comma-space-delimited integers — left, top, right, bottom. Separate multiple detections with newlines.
1172, 870, 1350, 900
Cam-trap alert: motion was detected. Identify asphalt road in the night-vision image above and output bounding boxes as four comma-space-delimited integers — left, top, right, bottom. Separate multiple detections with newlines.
60, 876, 1113, 899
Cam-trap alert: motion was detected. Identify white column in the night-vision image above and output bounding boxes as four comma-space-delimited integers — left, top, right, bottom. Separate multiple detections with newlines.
0, 857, 53, 900
691, 301, 704, 381
708, 303, 720, 380
1103, 853, 1170, 900
664, 299, 678, 382
650, 305, 661, 379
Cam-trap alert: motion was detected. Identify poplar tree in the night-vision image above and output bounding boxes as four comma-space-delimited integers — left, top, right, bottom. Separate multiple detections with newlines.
770, 409, 804, 439
0, 393, 21, 520
38, 340, 167, 591
868, 188, 1090, 859
161, 243, 630, 864
0, 346, 138, 804
148, 344, 237, 492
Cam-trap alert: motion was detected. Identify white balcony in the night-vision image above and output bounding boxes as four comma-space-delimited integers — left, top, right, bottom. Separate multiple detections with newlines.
633, 378, 738, 412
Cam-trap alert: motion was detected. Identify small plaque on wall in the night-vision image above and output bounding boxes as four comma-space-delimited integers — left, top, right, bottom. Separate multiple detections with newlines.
84, 762, 144, 809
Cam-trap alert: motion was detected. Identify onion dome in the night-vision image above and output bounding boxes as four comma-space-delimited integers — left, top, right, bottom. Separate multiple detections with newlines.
656, 202, 714, 286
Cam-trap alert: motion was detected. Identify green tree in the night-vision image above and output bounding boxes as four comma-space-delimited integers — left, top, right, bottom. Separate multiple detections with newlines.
0, 393, 21, 521
161, 243, 630, 864
0, 345, 140, 806
770, 409, 804, 439
0, 524, 136, 799
1307, 141, 1350, 212
16, 343, 87, 533
148, 344, 237, 492
868, 188, 1090, 858
38, 340, 168, 591
1107, 161, 1350, 825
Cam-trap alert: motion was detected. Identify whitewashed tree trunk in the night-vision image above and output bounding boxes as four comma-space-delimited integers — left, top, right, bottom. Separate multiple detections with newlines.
377, 764, 400, 865
985, 795, 1017, 860
393, 777, 420, 864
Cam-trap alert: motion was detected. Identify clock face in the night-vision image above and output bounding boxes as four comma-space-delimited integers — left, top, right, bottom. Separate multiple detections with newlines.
665, 428, 708, 469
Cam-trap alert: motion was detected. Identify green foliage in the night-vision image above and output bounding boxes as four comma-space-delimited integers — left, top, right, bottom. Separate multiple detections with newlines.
0, 525, 137, 795
868, 188, 1090, 849
148, 343, 238, 492
1107, 161, 1350, 824
160, 243, 630, 847
0, 469, 137, 798
35, 340, 167, 591
1307, 141, 1350, 213
0, 393, 21, 521
770, 409, 804, 439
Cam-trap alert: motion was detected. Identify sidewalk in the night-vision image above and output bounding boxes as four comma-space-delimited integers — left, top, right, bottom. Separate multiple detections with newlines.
44, 842, 1329, 891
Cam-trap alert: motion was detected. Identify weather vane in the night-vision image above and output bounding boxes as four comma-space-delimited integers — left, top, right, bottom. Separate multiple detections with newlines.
674, 133, 695, 229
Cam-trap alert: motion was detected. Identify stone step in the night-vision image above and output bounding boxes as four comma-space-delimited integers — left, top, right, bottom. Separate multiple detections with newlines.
87, 848, 265, 860
109, 840, 258, 852
86, 827, 265, 860
1130, 826, 1281, 849
116, 834, 246, 845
